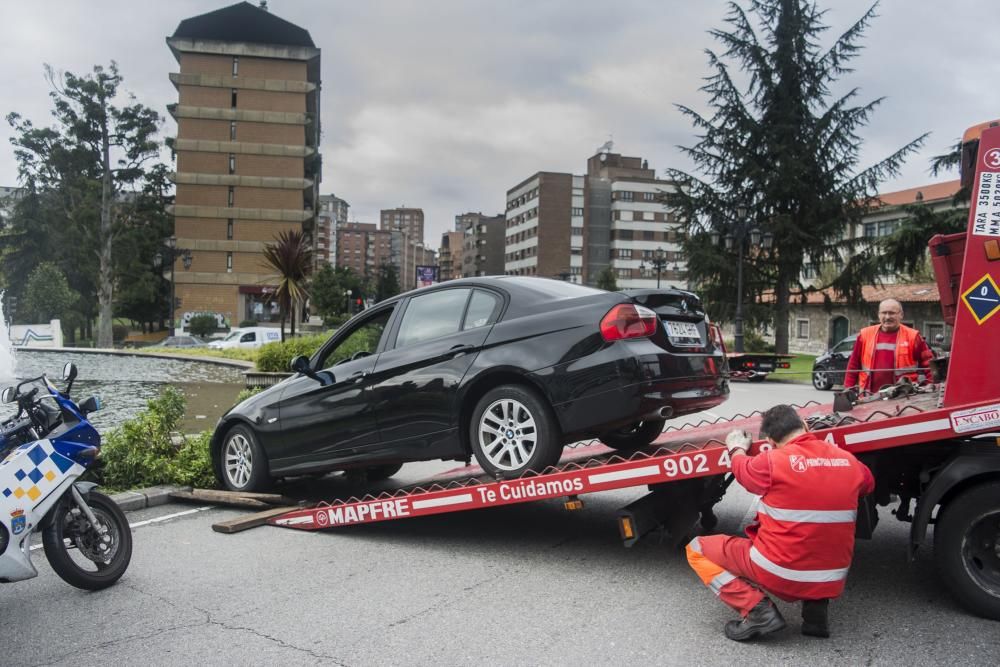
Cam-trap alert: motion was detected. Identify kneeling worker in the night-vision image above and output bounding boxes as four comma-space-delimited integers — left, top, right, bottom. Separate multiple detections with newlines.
686, 404, 874, 641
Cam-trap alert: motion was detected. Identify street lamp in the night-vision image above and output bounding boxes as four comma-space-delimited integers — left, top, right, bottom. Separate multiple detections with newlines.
638, 246, 669, 288
155, 235, 193, 335
345, 289, 352, 315
712, 209, 774, 353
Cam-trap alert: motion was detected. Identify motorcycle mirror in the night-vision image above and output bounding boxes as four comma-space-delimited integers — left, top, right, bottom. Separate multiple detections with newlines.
62, 362, 78, 382
79, 396, 101, 414
1, 387, 13, 404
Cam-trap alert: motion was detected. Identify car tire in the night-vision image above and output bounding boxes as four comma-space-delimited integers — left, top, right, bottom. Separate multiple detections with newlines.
366, 463, 404, 481
933, 481, 1000, 621
812, 369, 833, 390
600, 419, 666, 451
470, 384, 562, 478
747, 374, 767, 383
219, 424, 270, 492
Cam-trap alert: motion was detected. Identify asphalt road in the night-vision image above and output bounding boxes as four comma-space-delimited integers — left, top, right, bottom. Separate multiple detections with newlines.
4, 382, 998, 666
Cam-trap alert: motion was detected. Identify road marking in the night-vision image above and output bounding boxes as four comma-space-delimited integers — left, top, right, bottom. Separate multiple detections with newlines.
29, 505, 214, 551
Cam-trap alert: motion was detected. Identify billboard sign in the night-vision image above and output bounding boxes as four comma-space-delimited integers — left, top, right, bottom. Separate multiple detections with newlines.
416, 265, 439, 288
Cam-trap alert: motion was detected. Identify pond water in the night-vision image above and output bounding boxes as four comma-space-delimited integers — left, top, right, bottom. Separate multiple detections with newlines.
0, 350, 246, 434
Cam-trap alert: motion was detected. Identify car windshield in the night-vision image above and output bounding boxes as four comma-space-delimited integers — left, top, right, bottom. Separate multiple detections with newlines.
222, 331, 243, 341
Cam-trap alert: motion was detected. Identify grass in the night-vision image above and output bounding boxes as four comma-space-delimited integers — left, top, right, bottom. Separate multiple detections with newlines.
765, 353, 815, 384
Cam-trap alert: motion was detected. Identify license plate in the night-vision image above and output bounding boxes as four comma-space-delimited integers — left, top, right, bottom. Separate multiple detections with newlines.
665, 321, 701, 343
758, 363, 773, 370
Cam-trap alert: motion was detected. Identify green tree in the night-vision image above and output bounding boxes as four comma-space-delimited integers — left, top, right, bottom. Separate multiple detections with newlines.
667, 1, 925, 353
596, 266, 618, 291
309, 264, 364, 323
262, 229, 312, 341
6, 62, 163, 348
21, 262, 78, 324
187, 314, 218, 338
375, 263, 401, 302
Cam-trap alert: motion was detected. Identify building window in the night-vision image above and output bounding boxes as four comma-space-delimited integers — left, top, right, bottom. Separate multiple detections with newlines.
229, 121, 237, 140
231, 88, 237, 108
617, 269, 631, 279
643, 230, 655, 240
232, 56, 239, 77
571, 207, 584, 216
643, 192, 657, 201
227, 218, 234, 239
227, 186, 234, 207
925, 322, 946, 344
878, 220, 898, 237
619, 248, 632, 259
226, 252, 233, 273
228, 154, 236, 174
863, 222, 877, 238
620, 191, 633, 201
796, 319, 810, 339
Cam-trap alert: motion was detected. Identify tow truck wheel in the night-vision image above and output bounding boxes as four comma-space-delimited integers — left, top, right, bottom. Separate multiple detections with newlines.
366, 463, 404, 481
470, 385, 561, 478
934, 481, 1000, 621
600, 419, 667, 451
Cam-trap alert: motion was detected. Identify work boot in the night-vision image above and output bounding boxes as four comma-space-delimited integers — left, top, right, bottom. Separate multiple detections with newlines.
801, 599, 830, 638
724, 598, 786, 641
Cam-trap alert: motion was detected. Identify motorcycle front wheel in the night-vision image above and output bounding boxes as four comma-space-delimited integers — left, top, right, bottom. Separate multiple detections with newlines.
42, 490, 132, 590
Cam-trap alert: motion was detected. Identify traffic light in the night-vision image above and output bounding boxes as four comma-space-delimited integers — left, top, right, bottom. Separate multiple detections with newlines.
355, 298, 363, 313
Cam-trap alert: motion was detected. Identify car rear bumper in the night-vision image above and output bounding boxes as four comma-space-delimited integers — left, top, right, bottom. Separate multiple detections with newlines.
543, 341, 729, 439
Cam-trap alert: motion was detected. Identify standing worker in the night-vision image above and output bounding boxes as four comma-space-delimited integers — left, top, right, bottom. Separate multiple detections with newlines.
844, 299, 934, 392
685, 405, 874, 641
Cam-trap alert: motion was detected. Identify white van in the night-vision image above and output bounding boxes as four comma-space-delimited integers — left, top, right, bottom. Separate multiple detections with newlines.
207, 327, 282, 350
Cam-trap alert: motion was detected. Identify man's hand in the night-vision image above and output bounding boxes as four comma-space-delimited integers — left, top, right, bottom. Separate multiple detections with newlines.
725, 429, 752, 456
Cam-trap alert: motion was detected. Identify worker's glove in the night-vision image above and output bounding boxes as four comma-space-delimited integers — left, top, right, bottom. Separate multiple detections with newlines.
725, 429, 752, 455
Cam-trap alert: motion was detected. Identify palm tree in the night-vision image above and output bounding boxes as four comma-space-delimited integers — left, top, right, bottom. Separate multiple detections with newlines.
262, 230, 312, 341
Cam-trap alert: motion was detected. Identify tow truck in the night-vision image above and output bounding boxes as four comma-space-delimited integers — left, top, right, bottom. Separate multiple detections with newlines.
726, 351, 794, 382
270, 120, 1000, 621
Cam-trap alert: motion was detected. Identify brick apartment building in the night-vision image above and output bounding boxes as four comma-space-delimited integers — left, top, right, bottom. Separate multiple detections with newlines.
502, 152, 684, 288
439, 231, 464, 281
335, 222, 392, 280
317, 194, 349, 267
166, 2, 320, 327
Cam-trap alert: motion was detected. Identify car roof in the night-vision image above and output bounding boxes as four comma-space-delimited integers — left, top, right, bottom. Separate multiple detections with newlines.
374, 276, 607, 308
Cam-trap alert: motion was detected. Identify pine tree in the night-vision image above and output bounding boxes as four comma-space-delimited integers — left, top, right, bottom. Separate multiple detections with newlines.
667, 1, 926, 352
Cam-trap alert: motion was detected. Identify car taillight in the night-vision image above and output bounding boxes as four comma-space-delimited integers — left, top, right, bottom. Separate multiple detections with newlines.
708, 320, 727, 353
600, 304, 659, 342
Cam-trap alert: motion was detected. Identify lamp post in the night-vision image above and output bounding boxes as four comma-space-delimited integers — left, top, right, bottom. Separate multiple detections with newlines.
710, 210, 773, 353
345, 289, 352, 315
155, 236, 193, 335
638, 246, 669, 289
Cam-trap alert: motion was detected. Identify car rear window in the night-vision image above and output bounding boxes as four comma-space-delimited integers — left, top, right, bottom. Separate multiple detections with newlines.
463, 290, 500, 330
500, 277, 605, 299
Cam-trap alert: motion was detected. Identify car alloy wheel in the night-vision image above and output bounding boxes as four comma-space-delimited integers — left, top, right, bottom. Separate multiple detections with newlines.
224, 432, 254, 489
812, 370, 832, 390
477, 397, 539, 472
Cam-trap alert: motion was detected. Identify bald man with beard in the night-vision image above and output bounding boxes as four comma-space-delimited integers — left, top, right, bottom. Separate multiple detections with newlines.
843, 299, 934, 393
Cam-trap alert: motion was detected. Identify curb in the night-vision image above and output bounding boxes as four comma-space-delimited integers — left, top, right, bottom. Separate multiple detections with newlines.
110, 485, 192, 512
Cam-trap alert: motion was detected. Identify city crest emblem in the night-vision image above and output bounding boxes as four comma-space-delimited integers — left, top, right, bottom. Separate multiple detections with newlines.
10, 508, 26, 535
789, 455, 808, 473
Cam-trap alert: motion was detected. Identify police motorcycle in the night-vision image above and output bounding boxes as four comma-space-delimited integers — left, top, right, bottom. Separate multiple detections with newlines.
0, 362, 132, 589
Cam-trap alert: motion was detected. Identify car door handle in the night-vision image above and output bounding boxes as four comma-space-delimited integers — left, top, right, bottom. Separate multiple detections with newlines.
350, 370, 371, 383
450, 344, 474, 357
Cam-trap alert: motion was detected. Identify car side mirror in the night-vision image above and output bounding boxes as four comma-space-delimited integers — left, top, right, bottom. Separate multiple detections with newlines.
290, 355, 311, 374
1, 387, 13, 403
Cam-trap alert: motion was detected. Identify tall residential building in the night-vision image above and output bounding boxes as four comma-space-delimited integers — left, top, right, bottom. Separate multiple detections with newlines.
392, 232, 437, 291
459, 212, 505, 277
439, 231, 464, 281
317, 194, 349, 267
166, 2, 320, 327
587, 152, 685, 289
504, 173, 577, 280
380, 207, 425, 243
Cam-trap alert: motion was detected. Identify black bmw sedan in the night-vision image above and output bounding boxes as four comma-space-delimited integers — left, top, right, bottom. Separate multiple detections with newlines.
212, 277, 729, 491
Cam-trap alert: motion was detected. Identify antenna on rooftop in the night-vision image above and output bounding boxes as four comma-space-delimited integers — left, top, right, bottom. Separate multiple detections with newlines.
597, 137, 614, 154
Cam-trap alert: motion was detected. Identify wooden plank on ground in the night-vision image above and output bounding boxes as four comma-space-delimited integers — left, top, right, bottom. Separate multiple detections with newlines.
169, 490, 271, 509
211, 506, 300, 534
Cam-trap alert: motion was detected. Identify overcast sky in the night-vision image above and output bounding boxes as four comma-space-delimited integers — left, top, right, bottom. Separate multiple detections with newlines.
1, 1, 997, 246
